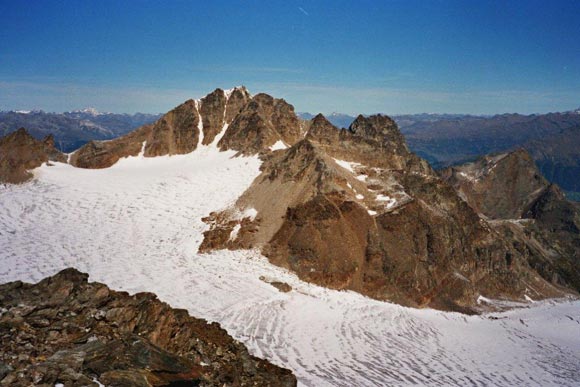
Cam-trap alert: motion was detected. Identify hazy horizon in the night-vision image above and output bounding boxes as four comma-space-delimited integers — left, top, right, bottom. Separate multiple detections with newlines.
1, 1, 579, 115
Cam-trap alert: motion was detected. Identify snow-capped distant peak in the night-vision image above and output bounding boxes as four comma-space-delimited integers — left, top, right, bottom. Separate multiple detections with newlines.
14, 110, 31, 114
73, 107, 102, 116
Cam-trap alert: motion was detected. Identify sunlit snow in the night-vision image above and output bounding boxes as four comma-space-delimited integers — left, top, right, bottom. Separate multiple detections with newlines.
1, 147, 579, 386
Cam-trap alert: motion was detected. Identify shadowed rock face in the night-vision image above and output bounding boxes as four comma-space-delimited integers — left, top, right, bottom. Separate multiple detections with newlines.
520, 185, 580, 290
0, 128, 66, 183
225, 87, 252, 124
202, 115, 566, 311
442, 149, 580, 293
441, 149, 548, 219
199, 89, 227, 146
218, 93, 302, 154
0, 268, 297, 387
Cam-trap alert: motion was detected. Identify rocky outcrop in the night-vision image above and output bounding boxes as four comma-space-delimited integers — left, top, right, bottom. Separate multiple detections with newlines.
225, 87, 252, 125
198, 87, 252, 146
441, 149, 548, 219
306, 114, 431, 173
70, 125, 153, 169
0, 128, 66, 183
198, 89, 227, 146
144, 99, 201, 157
71, 99, 203, 168
218, 94, 302, 154
0, 268, 296, 386
201, 115, 566, 311
69, 87, 256, 169
442, 149, 580, 293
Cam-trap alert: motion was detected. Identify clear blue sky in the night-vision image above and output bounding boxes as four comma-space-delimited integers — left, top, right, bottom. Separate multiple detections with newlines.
1, 0, 579, 115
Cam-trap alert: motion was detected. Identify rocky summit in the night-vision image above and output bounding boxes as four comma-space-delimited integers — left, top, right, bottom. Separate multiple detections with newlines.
0, 268, 296, 386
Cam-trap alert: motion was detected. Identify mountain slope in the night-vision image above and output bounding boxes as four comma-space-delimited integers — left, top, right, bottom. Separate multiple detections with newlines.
201, 113, 566, 311
2, 87, 577, 311
442, 150, 580, 291
526, 125, 580, 194
69, 87, 253, 168
2, 89, 580, 384
1, 131, 579, 386
300, 110, 580, 198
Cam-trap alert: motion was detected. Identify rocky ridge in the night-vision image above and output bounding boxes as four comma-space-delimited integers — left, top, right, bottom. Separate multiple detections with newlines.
69, 87, 250, 169
0, 268, 296, 386
200, 114, 567, 311
0, 128, 66, 184
442, 150, 580, 293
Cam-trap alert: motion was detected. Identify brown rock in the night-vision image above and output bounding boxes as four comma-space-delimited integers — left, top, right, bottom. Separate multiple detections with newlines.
199, 88, 227, 146
70, 125, 152, 169
144, 99, 201, 157
202, 119, 569, 311
219, 93, 302, 154
0, 128, 67, 184
0, 268, 297, 386
442, 149, 580, 294
225, 86, 252, 124
441, 149, 548, 219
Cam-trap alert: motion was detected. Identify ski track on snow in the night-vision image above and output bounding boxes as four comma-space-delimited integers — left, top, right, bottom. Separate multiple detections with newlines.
1, 147, 579, 386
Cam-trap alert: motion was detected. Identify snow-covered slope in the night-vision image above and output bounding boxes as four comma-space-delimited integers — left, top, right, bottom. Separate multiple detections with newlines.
1, 148, 579, 386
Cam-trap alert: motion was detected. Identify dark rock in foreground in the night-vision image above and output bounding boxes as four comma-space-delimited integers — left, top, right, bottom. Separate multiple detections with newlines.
0, 268, 296, 386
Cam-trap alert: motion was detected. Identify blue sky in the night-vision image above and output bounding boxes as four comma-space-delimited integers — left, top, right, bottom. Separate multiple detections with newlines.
1, 0, 579, 115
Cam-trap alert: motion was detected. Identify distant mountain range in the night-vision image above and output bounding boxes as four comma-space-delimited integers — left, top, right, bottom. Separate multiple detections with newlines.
298, 110, 580, 199
0, 109, 162, 152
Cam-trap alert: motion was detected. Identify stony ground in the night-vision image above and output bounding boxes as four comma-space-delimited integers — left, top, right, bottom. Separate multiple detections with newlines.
0, 268, 296, 386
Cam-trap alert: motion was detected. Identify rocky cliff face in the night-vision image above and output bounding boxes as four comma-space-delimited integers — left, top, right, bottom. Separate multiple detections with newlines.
218, 93, 302, 154
201, 115, 566, 311
306, 114, 432, 174
440, 149, 548, 219
0, 128, 66, 183
0, 268, 296, 386
442, 150, 580, 293
69, 87, 251, 168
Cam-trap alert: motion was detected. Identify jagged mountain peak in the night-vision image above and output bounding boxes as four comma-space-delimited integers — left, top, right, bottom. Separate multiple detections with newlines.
348, 114, 402, 142
218, 90, 302, 154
